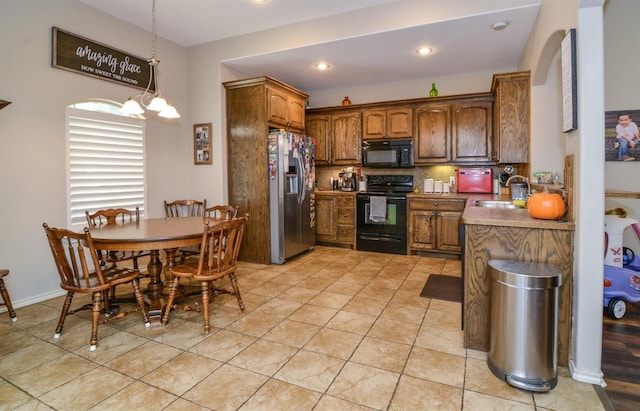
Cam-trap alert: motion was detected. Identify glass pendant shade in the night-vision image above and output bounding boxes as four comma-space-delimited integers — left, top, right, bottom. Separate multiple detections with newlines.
121, 98, 145, 114
158, 104, 180, 119
146, 96, 168, 111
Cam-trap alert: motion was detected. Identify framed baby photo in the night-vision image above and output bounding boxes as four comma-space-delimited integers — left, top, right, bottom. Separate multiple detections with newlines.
193, 123, 212, 165
605, 110, 640, 162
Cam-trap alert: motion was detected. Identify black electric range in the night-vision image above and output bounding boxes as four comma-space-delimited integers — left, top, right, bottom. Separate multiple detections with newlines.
355, 175, 413, 254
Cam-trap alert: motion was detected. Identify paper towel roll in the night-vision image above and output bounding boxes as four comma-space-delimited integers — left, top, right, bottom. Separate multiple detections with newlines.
424, 178, 434, 193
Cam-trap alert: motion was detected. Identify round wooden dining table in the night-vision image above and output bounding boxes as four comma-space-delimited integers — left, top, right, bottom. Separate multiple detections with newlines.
89, 217, 211, 324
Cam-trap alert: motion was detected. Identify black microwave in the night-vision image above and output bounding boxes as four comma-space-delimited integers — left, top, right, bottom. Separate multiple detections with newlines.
361, 139, 413, 168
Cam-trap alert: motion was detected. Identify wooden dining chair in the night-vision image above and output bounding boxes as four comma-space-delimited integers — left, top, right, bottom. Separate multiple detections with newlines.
162, 216, 248, 333
85, 207, 151, 271
174, 204, 239, 264
205, 204, 239, 220
43, 223, 150, 351
164, 199, 207, 263
164, 199, 207, 218
0, 269, 17, 322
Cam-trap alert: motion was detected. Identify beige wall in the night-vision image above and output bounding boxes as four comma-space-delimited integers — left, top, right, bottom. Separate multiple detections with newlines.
604, 0, 640, 220
0, 0, 190, 304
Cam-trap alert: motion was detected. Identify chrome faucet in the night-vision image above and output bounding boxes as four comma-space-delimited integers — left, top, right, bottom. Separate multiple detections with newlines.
505, 175, 530, 193
505, 175, 530, 201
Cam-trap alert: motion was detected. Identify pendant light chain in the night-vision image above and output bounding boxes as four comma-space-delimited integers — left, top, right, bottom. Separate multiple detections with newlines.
121, 0, 180, 118
151, 0, 157, 60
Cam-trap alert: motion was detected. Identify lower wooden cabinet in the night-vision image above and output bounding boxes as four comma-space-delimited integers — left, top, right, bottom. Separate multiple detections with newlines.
408, 197, 465, 255
315, 192, 356, 248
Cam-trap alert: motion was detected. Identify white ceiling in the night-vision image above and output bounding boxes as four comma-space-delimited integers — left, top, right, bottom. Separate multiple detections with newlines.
78, 0, 541, 92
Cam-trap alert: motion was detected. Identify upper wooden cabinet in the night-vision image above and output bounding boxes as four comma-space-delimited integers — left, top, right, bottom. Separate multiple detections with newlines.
306, 71, 529, 167
451, 98, 493, 163
332, 111, 362, 165
492, 71, 530, 163
414, 103, 451, 164
305, 114, 331, 166
362, 107, 412, 139
266, 81, 307, 131
414, 96, 492, 164
223, 76, 308, 264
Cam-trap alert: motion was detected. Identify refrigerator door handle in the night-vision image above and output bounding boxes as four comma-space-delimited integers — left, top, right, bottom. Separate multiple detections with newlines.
297, 152, 305, 205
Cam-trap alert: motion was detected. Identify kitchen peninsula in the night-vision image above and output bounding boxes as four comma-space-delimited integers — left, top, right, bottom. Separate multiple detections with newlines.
462, 199, 575, 366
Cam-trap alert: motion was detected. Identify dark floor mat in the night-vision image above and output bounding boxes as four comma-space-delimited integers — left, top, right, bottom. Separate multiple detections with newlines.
419, 274, 462, 303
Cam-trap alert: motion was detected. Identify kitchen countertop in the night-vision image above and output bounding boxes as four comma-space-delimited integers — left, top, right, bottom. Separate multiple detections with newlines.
315, 190, 575, 231
408, 192, 575, 231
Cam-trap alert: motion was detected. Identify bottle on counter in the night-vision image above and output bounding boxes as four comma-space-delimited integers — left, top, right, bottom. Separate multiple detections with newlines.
429, 83, 438, 97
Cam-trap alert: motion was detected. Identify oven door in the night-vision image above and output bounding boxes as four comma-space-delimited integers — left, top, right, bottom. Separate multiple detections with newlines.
356, 194, 407, 254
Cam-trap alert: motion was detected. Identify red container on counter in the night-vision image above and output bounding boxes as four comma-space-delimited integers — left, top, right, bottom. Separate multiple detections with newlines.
457, 168, 493, 193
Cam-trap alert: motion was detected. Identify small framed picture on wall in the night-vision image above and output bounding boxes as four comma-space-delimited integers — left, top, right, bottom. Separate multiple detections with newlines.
193, 123, 212, 165
605, 109, 640, 162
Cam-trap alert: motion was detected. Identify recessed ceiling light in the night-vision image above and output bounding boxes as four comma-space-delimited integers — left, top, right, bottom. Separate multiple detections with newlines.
492, 21, 510, 31
416, 47, 433, 56
315, 62, 330, 70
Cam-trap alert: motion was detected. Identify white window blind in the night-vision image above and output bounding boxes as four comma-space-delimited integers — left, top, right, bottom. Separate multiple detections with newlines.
67, 106, 146, 227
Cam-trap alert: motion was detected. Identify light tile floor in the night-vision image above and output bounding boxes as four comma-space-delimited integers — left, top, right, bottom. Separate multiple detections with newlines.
1, 247, 606, 410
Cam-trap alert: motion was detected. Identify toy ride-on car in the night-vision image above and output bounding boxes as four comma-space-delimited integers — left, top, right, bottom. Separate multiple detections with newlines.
603, 215, 640, 319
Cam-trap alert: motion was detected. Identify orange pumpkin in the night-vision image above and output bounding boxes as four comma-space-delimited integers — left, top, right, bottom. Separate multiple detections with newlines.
527, 193, 566, 220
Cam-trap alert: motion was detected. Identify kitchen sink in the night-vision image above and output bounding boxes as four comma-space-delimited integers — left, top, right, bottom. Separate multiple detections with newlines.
473, 200, 518, 209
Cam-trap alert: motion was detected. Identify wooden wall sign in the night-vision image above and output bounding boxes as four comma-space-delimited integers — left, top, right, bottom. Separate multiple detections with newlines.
52, 27, 154, 92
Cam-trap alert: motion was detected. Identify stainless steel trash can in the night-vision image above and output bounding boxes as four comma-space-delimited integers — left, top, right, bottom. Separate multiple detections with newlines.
487, 259, 562, 392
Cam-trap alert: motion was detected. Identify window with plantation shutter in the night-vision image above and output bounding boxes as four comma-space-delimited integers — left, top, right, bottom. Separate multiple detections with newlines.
66, 104, 146, 228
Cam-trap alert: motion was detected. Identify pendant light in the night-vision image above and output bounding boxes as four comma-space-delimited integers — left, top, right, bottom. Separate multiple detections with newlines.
121, 0, 180, 118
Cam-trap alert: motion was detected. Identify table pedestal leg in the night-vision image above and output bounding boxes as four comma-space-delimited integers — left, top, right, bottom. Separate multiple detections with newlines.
146, 250, 164, 297
144, 250, 165, 325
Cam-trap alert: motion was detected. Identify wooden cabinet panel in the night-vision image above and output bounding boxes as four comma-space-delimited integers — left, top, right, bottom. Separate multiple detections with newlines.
362, 110, 386, 139
315, 195, 336, 242
306, 114, 331, 166
332, 112, 361, 165
315, 192, 355, 247
387, 108, 413, 138
492, 72, 530, 163
437, 210, 463, 252
362, 107, 412, 140
409, 210, 436, 251
408, 198, 464, 255
267, 86, 289, 127
414, 103, 451, 164
452, 100, 492, 162
267, 85, 306, 130
288, 95, 306, 130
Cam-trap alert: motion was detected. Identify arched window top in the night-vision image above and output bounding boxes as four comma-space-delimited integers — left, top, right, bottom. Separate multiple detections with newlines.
68, 99, 145, 118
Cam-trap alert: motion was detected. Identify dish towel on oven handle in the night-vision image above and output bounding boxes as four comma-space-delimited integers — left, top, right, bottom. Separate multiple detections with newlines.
369, 196, 387, 222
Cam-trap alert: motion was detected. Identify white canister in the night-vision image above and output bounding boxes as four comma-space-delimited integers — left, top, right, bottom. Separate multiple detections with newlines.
434, 180, 443, 193
443, 183, 451, 194
493, 178, 501, 195
358, 180, 367, 192
424, 178, 434, 193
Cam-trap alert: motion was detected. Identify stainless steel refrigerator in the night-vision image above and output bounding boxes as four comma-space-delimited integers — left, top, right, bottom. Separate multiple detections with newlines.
268, 130, 316, 264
